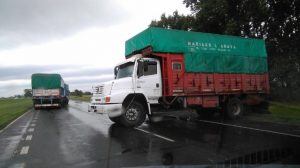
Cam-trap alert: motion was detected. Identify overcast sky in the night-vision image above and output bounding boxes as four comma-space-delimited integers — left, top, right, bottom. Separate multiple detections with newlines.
0, 0, 190, 97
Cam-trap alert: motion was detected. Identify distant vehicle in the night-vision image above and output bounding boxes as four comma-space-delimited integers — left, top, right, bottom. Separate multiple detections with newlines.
89, 27, 270, 127
31, 73, 69, 109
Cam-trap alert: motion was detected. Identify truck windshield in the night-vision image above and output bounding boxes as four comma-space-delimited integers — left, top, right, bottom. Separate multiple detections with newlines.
115, 62, 134, 79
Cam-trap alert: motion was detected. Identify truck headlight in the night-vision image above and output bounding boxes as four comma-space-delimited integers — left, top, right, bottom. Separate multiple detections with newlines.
105, 96, 111, 103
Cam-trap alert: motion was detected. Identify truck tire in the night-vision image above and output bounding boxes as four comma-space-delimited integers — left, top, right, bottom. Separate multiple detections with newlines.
120, 101, 146, 127
226, 98, 244, 120
33, 103, 37, 110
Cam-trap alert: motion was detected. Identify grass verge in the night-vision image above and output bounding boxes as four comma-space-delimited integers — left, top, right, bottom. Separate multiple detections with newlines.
248, 101, 300, 126
70, 95, 92, 102
0, 98, 32, 130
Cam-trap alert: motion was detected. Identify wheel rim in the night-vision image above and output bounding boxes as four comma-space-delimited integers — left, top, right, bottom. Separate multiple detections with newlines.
232, 103, 241, 116
125, 108, 139, 121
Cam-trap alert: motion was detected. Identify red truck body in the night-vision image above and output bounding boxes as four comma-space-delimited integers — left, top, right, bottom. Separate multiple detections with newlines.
151, 52, 269, 108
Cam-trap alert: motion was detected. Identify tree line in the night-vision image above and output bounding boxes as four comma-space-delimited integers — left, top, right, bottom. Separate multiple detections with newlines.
70, 89, 92, 97
150, 0, 299, 101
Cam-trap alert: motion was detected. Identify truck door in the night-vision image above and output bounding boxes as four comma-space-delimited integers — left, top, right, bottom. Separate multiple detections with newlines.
136, 59, 162, 103
171, 60, 184, 95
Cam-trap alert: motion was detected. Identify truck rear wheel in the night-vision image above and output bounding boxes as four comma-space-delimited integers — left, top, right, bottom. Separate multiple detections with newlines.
120, 101, 146, 127
226, 98, 244, 120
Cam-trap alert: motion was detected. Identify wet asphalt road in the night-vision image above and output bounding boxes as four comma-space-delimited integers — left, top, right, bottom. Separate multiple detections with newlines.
0, 101, 300, 168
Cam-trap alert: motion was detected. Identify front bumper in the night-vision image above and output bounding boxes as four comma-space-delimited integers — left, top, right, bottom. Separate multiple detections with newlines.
88, 103, 123, 117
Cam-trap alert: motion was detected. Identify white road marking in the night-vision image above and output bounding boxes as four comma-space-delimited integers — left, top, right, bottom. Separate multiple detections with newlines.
135, 128, 175, 142
20, 146, 29, 155
10, 163, 26, 168
25, 135, 33, 141
30, 123, 36, 127
85, 110, 176, 142
69, 104, 173, 142
28, 128, 34, 132
152, 133, 175, 142
197, 119, 300, 138
0, 110, 31, 133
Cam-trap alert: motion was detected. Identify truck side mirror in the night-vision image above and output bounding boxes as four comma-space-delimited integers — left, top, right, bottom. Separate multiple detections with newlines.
114, 67, 118, 79
137, 60, 143, 78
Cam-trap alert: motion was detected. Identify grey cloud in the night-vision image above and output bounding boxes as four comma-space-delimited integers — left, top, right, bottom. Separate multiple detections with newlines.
67, 76, 113, 85
68, 77, 113, 90
0, 65, 113, 80
0, 83, 30, 97
0, 0, 126, 49
62, 68, 113, 79
0, 75, 113, 97
0, 65, 67, 80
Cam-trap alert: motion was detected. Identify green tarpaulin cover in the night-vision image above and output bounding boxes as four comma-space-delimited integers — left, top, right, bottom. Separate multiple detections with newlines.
125, 27, 268, 73
31, 73, 65, 89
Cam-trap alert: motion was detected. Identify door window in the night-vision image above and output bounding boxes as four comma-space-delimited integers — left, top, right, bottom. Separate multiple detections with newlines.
172, 62, 182, 71
144, 61, 157, 76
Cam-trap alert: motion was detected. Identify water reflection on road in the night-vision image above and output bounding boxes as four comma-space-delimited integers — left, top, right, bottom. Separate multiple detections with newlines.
1, 100, 299, 168
108, 119, 300, 166
72, 100, 300, 166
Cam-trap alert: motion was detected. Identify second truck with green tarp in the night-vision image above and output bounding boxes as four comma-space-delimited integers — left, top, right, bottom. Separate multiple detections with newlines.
31, 73, 69, 109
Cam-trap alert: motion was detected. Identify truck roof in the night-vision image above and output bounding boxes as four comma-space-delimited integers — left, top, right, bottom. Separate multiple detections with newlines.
31, 73, 67, 90
115, 55, 138, 67
125, 27, 268, 74
125, 27, 267, 58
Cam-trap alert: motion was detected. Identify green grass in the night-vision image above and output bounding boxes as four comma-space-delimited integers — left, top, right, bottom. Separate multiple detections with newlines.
0, 98, 32, 130
70, 95, 92, 102
248, 101, 300, 126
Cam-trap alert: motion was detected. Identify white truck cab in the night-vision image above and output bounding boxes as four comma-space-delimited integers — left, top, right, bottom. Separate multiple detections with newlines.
88, 54, 162, 127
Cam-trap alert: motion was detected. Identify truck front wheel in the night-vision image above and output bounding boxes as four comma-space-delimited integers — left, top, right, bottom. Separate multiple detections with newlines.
225, 98, 244, 120
120, 101, 146, 127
